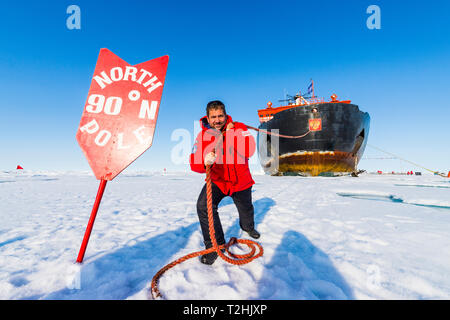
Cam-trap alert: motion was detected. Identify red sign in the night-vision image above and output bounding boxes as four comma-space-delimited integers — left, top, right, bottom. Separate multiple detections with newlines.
76, 48, 169, 180
309, 118, 322, 131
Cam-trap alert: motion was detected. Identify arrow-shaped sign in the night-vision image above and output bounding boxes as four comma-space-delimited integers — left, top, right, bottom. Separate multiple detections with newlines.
76, 49, 169, 263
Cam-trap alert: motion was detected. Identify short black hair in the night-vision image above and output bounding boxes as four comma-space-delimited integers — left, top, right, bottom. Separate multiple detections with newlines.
206, 100, 226, 117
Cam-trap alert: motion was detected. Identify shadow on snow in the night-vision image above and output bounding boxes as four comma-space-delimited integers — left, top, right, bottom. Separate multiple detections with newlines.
44, 196, 352, 300
225, 197, 275, 239
257, 230, 354, 299
45, 223, 198, 300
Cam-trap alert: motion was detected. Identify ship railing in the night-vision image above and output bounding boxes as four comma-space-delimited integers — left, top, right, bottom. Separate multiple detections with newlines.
307, 97, 325, 104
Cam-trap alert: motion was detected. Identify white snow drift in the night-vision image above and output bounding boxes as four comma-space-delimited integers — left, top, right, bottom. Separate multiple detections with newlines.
0, 170, 449, 300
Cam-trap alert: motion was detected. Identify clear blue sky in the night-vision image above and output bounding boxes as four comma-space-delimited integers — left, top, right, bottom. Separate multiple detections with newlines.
1, 0, 449, 174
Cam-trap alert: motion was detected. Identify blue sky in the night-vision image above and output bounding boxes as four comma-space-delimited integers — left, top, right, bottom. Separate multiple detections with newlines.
1, 0, 449, 174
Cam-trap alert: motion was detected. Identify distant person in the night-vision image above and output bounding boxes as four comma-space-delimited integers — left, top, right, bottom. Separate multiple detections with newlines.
295, 92, 302, 105
190, 100, 260, 265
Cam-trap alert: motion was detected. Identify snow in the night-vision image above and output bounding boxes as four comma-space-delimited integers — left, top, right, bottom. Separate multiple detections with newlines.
1, 170, 450, 300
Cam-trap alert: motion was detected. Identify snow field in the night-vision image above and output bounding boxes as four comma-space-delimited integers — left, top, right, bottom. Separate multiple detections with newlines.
0, 171, 449, 299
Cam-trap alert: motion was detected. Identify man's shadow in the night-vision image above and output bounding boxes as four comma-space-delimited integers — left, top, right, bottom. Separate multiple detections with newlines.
256, 230, 354, 299
44, 223, 198, 300
224, 197, 275, 238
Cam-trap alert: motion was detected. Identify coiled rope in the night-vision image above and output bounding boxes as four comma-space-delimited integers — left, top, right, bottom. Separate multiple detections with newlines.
150, 124, 311, 299
150, 164, 264, 299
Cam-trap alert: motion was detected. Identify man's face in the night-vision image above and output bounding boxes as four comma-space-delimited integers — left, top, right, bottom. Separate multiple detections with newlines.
207, 108, 226, 131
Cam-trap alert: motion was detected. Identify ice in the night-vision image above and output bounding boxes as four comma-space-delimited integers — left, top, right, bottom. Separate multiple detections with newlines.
0, 170, 449, 299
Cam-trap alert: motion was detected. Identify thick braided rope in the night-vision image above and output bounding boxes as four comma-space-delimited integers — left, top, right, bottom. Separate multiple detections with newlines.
205, 165, 263, 265
150, 165, 263, 299
246, 125, 311, 139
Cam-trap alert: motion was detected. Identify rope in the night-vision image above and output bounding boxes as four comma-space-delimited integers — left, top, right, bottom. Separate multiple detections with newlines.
244, 128, 446, 176
150, 165, 263, 299
246, 125, 311, 139
150, 123, 309, 299
367, 144, 446, 177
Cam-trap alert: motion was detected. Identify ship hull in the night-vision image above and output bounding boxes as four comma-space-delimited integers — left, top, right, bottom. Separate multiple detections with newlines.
257, 103, 370, 176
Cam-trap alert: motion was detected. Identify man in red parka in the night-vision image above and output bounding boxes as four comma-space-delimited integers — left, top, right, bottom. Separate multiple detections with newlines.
190, 100, 260, 265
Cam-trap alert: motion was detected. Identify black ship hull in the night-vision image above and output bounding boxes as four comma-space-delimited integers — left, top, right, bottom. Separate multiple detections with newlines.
257, 103, 370, 176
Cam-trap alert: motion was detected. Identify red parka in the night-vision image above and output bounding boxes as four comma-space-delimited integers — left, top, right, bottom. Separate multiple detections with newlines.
190, 115, 256, 195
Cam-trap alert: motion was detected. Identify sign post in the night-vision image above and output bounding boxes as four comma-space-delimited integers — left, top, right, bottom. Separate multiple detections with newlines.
75, 48, 168, 263
76, 179, 107, 263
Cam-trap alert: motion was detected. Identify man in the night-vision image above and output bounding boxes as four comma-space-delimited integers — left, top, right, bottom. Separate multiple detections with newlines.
190, 100, 260, 265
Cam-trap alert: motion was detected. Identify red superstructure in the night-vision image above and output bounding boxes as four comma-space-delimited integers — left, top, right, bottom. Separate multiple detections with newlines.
258, 93, 351, 123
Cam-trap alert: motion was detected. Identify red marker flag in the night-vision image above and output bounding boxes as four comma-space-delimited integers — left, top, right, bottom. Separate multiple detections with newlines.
75, 49, 168, 263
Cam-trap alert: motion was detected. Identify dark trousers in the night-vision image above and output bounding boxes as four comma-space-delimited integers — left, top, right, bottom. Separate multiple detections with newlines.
196, 183, 254, 248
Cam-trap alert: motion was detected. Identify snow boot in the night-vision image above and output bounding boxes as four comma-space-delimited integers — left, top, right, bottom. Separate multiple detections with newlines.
245, 229, 260, 239
200, 251, 218, 265
200, 248, 226, 265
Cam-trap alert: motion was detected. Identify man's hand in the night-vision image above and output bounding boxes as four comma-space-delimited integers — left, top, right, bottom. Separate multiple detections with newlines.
226, 122, 234, 131
204, 152, 217, 166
